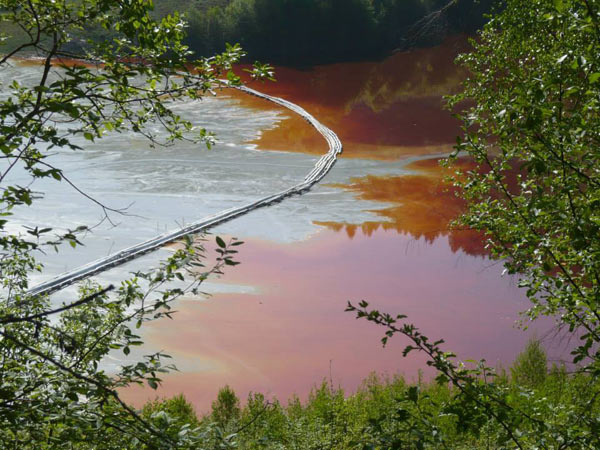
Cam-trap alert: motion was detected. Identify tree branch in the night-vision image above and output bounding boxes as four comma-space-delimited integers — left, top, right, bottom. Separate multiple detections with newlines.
0, 285, 114, 325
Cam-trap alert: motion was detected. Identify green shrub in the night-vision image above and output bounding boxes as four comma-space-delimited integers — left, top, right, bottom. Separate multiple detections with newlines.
510, 338, 548, 388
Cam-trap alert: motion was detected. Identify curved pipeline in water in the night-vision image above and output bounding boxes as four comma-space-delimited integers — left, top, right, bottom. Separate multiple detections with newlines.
27, 84, 343, 297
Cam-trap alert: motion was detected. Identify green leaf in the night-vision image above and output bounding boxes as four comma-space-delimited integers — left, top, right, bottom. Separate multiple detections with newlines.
407, 386, 419, 403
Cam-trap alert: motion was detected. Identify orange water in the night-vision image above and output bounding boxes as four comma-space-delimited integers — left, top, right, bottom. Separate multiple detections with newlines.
120, 36, 555, 413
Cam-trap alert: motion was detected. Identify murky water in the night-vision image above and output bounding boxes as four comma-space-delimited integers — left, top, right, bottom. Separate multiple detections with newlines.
2, 60, 387, 285
2, 41, 558, 413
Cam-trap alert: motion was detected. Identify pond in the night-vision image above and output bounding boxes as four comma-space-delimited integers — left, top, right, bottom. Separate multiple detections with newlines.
3, 37, 557, 413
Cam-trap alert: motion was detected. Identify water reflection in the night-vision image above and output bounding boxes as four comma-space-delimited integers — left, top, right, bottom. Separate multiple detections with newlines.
10, 40, 550, 412
111, 36, 560, 412
227, 38, 487, 254
229, 35, 469, 159
315, 157, 487, 256
120, 228, 538, 412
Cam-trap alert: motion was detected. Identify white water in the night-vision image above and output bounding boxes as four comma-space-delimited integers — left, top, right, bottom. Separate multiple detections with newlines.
2, 61, 411, 296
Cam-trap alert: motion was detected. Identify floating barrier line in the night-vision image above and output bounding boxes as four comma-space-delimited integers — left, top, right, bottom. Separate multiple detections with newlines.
27, 83, 343, 297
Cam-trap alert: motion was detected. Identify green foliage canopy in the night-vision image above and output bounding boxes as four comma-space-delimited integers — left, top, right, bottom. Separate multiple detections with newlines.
510, 338, 547, 388
145, 351, 600, 450
449, 0, 600, 372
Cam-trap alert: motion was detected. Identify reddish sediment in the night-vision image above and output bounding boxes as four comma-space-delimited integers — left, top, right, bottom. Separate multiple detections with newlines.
226, 35, 470, 160
315, 157, 486, 256
14, 35, 469, 160
12, 56, 100, 68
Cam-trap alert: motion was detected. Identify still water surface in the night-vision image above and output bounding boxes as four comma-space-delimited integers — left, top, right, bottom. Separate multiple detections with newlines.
3, 38, 556, 412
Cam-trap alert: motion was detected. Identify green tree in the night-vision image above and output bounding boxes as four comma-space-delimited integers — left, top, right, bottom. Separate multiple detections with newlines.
182, 0, 494, 65
211, 385, 241, 429
448, 0, 600, 372
0, 0, 270, 448
510, 338, 547, 388
142, 394, 200, 428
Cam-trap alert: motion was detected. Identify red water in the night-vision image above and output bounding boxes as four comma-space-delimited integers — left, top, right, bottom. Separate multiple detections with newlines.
315, 157, 486, 256
121, 36, 557, 412
123, 229, 548, 413
223, 35, 469, 159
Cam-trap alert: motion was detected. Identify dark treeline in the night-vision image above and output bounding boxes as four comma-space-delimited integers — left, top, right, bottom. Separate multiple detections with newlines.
175, 0, 496, 65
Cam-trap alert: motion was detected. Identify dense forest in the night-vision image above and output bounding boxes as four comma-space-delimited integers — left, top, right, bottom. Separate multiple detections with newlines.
4, 0, 496, 65
166, 0, 495, 64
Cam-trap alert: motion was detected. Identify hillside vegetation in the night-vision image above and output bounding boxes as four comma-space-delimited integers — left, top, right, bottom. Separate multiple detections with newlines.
144, 340, 600, 449
1, 0, 493, 64
176, 0, 495, 64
